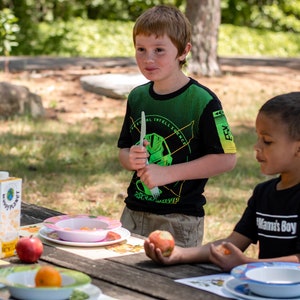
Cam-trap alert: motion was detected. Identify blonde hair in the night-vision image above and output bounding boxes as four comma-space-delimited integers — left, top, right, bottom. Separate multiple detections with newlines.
133, 5, 191, 66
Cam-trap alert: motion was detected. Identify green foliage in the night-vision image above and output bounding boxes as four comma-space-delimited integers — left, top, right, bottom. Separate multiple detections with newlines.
222, 0, 300, 33
1, 0, 300, 56
10, 0, 40, 55
219, 25, 300, 57
0, 8, 19, 56
10, 18, 300, 57
250, 4, 300, 32
34, 18, 134, 56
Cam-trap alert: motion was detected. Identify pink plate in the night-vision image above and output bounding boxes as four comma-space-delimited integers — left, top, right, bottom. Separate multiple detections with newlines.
43, 214, 122, 242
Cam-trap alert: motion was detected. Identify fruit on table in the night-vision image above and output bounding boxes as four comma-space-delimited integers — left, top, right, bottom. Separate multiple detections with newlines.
35, 265, 62, 287
148, 230, 175, 257
15, 236, 44, 263
106, 231, 121, 241
215, 244, 231, 255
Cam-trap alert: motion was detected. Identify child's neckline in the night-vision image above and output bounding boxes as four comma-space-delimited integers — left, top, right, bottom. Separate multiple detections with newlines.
149, 78, 193, 100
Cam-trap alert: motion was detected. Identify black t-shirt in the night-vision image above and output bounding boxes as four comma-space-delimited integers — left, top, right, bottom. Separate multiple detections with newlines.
234, 177, 300, 258
117, 79, 236, 216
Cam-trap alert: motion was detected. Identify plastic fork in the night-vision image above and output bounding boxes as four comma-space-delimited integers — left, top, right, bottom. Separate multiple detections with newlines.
140, 111, 160, 199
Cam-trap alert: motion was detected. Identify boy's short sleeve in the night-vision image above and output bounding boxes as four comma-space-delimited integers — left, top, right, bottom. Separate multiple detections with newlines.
199, 99, 236, 155
234, 196, 258, 243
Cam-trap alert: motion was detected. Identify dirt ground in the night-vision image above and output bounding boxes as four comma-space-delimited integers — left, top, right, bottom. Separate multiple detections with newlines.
1, 56, 299, 124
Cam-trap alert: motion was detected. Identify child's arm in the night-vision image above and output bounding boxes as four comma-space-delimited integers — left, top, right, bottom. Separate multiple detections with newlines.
144, 231, 250, 266
137, 153, 236, 189
210, 239, 300, 271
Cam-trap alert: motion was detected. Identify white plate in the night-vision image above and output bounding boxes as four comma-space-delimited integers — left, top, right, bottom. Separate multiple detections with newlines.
0, 284, 101, 300
223, 277, 300, 300
231, 262, 300, 281
231, 262, 300, 298
43, 215, 122, 243
75, 283, 102, 300
39, 226, 130, 247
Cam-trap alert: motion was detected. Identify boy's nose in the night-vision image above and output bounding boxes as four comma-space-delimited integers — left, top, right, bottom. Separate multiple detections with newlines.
253, 142, 261, 152
145, 52, 155, 62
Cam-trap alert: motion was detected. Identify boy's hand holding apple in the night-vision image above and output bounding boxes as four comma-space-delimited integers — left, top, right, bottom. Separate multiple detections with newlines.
148, 230, 175, 257
144, 230, 178, 264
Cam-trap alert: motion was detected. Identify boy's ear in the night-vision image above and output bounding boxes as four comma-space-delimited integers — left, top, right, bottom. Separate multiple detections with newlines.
296, 142, 300, 156
179, 43, 191, 61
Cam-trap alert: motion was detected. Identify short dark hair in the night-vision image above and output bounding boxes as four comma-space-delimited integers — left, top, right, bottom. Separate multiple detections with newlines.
259, 92, 300, 140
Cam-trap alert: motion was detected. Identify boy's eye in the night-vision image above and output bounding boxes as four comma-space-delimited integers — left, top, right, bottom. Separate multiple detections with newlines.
263, 139, 272, 145
155, 48, 164, 53
136, 47, 145, 52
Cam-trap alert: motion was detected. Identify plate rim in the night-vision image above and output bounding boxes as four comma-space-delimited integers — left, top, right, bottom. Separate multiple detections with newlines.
231, 262, 300, 282
39, 226, 131, 247
0, 265, 91, 289
74, 283, 102, 299
43, 214, 122, 233
223, 277, 300, 300
0, 283, 101, 300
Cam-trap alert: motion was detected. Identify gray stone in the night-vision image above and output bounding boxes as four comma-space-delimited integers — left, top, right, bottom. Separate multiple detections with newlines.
0, 82, 45, 118
80, 73, 148, 99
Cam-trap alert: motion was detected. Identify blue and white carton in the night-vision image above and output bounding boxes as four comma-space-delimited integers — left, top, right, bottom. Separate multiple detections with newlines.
0, 171, 22, 258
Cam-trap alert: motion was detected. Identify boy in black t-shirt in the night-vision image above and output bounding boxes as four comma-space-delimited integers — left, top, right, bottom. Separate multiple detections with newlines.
144, 92, 300, 271
117, 5, 236, 247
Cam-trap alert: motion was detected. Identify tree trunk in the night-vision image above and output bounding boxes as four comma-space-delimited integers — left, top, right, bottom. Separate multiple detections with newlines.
185, 0, 222, 77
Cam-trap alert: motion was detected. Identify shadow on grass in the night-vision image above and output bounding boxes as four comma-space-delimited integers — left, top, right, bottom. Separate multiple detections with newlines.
0, 119, 264, 209
0, 117, 124, 187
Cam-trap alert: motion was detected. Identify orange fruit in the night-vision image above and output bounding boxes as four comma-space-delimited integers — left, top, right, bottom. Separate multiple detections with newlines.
215, 244, 231, 255
35, 265, 62, 287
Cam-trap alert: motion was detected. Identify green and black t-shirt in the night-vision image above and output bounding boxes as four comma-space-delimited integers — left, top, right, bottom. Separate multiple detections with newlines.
118, 78, 236, 217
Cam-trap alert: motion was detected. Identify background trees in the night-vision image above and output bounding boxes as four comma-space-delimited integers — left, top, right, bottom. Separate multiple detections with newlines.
0, 0, 299, 76
186, 0, 222, 76
2, 0, 298, 30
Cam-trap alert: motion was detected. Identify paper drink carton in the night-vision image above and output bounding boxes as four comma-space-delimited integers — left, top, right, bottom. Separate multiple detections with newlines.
0, 171, 22, 258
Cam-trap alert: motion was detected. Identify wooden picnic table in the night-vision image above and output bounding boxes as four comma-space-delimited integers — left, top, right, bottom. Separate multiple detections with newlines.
4, 202, 231, 300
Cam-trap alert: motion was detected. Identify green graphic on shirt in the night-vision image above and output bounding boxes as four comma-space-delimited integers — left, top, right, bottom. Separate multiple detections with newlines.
146, 133, 173, 166
136, 179, 156, 195
135, 120, 194, 199
213, 110, 236, 153
136, 133, 173, 197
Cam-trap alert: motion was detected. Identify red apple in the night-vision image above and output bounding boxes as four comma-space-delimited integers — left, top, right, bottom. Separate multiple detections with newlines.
16, 236, 43, 263
148, 230, 175, 257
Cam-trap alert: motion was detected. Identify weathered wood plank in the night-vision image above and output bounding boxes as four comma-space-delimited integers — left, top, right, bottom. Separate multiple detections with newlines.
90, 278, 156, 300
40, 244, 226, 300
21, 202, 62, 225
108, 252, 223, 279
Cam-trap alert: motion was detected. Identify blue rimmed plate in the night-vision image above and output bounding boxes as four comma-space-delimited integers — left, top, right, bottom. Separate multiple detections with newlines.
223, 277, 300, 300
231, 262, 300, 298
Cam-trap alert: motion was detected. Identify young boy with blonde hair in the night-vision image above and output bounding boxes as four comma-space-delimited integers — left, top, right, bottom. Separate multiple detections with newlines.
118, 5, 236, 247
